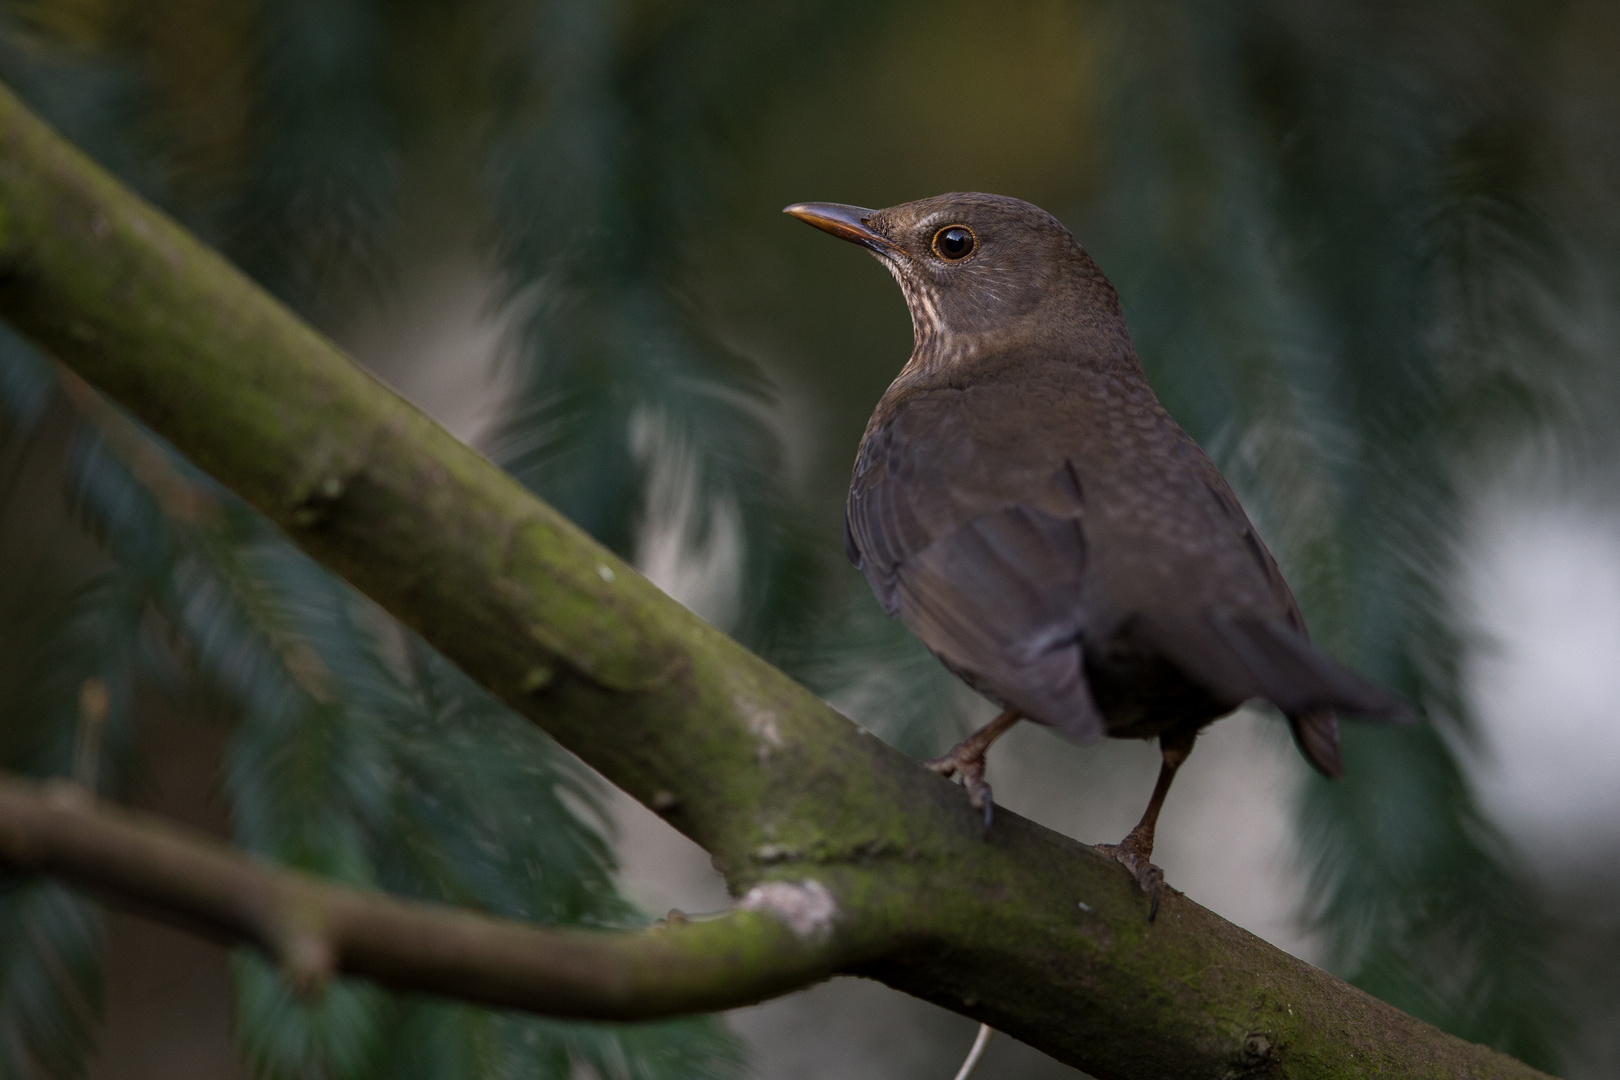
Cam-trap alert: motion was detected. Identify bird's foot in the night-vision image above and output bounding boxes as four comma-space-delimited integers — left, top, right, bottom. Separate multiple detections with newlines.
1095, 838, 1165, 921
924, 745, 995, 832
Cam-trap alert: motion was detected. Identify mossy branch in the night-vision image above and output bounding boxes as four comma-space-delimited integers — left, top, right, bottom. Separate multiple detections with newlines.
0, 80, 1552, 1080
0, 777, 850, 1018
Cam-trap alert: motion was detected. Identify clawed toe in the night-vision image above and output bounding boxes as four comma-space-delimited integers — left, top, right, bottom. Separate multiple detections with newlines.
925, 749, 996, 833
964, 773, 995, 832
1096, 842, 1165, 920
923, 711, 1020, 836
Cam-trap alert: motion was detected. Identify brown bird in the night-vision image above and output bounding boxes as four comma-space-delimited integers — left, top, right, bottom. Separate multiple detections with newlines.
786, 193, 1406, 916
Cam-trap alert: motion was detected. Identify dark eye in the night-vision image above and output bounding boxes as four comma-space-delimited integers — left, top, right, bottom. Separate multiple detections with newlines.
932, 225, 976, 261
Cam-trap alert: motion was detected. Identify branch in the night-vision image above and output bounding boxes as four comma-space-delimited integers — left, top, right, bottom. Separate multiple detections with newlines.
0, 776, 851, 1019
0, 80, 1552, 1079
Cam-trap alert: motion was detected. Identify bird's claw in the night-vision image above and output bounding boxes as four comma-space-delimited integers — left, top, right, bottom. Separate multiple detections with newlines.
925, 747, 996, 834
1095, 841, 1165, 921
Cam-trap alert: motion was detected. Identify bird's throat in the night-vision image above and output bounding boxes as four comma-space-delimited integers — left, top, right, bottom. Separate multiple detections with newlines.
876, 259, 971, 377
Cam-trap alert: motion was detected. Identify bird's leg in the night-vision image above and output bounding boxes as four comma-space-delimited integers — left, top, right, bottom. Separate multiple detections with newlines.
1096, 729, 1196, 920
925, 708, 1021, 829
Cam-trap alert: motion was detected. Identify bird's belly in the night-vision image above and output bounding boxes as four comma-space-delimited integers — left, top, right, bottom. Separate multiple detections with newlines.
1084, 638, 1231, 740
930, 630, 1232, 742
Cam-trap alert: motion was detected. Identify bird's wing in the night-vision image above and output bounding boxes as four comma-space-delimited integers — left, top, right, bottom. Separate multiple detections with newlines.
847, 380, 1405, 756
894, 502, 1105, 742
847, 387, 1089, 606
847, 393, 1104, 742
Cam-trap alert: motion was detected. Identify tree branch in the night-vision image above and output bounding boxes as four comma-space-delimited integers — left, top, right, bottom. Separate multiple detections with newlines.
0, 776, 853, 1019
0, 80, 1552, 1079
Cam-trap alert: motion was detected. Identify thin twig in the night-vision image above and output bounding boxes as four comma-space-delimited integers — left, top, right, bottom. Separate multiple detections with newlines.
70, 677, 107, 792
951, 1024, 993, 1080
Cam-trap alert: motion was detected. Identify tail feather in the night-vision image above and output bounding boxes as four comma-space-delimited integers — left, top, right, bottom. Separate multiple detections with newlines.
1134, 612, 1412, 722
1140, 611, 1410, 774
1290, 710, 1343, 778
1208, 615, 1409, 720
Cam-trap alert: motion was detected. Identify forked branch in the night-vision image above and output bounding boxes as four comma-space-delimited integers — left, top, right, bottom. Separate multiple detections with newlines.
0, 775, 852, 1019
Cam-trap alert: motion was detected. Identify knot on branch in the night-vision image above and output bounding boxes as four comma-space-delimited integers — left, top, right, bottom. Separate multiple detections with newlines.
278, 929, 336, 999
268, 898, 337, 998
40, 778, 93, 810
1230, 1031, 1279, 1079
739, 879, 836, 942
290, 472, 351, 529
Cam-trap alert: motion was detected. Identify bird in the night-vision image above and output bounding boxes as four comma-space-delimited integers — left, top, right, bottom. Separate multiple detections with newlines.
784, 192, 1408, 917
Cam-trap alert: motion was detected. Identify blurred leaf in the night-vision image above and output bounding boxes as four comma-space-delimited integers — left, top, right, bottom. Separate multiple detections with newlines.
529, 1013, 747, 1080
233, 955, 389, 1080
0, 324, 54, 441
224, 0, 400, 311
379, 641, 630, 926
0, 880, 104, 1080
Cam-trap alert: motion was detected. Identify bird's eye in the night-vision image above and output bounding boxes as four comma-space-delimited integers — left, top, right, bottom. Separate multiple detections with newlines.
932, 225, 976, 261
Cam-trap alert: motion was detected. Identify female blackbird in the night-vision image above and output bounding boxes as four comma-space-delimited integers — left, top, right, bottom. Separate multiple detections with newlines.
785, 193, 1407, 916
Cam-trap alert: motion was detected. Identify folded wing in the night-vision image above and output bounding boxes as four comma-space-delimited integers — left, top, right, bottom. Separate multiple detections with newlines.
846, 385, 1408, 770
848, 399, 1104, 742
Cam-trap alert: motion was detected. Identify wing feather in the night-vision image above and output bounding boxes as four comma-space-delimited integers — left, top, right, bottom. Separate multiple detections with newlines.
893, 505, 1104, 742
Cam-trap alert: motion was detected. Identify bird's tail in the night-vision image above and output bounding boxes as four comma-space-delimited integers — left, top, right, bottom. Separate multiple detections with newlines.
1141, 612, 1410, 778
1289, 709, 1346, 779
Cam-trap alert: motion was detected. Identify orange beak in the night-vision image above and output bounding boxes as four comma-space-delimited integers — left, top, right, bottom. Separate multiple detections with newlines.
783, 202, 900, 254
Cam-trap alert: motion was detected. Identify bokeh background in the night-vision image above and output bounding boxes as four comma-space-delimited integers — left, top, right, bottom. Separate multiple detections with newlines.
1, 1, 1619, 1077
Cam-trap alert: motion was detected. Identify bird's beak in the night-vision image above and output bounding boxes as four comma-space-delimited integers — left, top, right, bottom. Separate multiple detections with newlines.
783, 202, 900, 255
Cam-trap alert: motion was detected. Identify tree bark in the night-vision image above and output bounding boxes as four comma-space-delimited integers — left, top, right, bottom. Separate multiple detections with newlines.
0, 778, 850, 1018
0, 81, 1553, 1080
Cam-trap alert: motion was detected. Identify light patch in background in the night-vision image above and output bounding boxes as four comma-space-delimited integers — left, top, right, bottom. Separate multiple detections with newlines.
341, 259, 748, 631
1464, 492, 1620, 877
338, 252, 517, 446
629, 408, 745, 631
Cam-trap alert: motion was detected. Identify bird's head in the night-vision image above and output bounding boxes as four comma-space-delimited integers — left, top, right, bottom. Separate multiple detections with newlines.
784, 192, 1127, 369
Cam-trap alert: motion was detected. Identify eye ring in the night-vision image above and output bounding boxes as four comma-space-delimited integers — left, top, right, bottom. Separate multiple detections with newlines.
931, 224, 977, 262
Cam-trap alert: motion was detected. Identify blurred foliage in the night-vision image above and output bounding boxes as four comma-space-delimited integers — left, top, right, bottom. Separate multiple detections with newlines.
1, 0, 1619, 1077
0, 2, 754, 1078
1079, 2, 1578, 1065
0, 882, 102, 1080
0, 309, 746, 1080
